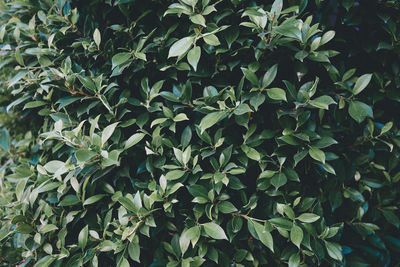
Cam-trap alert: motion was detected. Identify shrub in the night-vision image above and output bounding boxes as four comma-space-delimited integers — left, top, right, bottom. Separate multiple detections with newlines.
0, 0, 399, 266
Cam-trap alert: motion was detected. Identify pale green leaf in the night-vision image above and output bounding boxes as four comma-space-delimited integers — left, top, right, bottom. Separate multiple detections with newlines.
199, 111, 226, 134
94, 28, 101, 48
165, 170, 186, 180
253, 221, 274, 252
267, 88, 287, 101
203, 34, 220, 46
203, 222, 228, 240
78, 225, 88, 251
324, 241, 343, 261
168, 36, 194, 58
75, 149, 97, 162
290, 224, 303, 248
124, 133, 145, 150
44, 160, 64, 173
101, 122, 119, 146
308, 147, 325, 164
190, 14, 206, 27
187, 46, 201, 71
297, 213, 320, 223
262, 64, 278, 88
353, 73, 372, 95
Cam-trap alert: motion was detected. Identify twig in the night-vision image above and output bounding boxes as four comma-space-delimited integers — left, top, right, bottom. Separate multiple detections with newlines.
127, 221, 143, 237
231, 212, 266, 223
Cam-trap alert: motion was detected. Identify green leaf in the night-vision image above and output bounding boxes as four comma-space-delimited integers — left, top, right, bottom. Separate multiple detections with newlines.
100, 94, 113, 113
59, 195, 80, 206
23, 100, 47, 109
43, 242, 53, 254
124, 133, 145, 150
203, 34, 220, 46
199, 111, 226, 134
297, 213, 320, 223
56, 96, 81, 110
218, 201, 238, 213
253, 221, 274, 252
348, 101, 373, 123
342, 0, 354, 10
16, 224, 34, 234
234, 103, 252, 115
159, 91, 180, 102
321, 162, 336, 175
290, 225, 303, 248
118, 197, 137, 212
262, 64, 278, 88
190, 14, 206, 27
324, 241, 343, 261
44, 160, 64, 173
8, 70, 28, 88
275, 21, 302, 40
181, 126, 192, 148
380, 121, 393, 135
83, 194, 106, 205
259, 170, 276, 179
39, 224, 58, 234
308, 147, 325, 164
112, 52, 132, 69
320, 30, 335, 46
75, 149, 97, 162
187, 46, 201, 71
241, 145, 261, 161
250, 93, 265, 110
34, 256, 56, 267
288, 253, 300, 267
182, 145, 191, 165
78, 225, 88, 251
241, 68, 259, 86
174, 113, 189, 122
271, 0, 283, 16
314, 137, 338, 148
128, 241, 140, 263
203, 222, 228, 240
187, 184, 209, 201
77, 75, 97, 92
15, 48, 24, 65
165, 170, 186, 180
168, 36, 194, 58
119, 257, 130, 267
267, 88, 287, 101
181, 0, 198, 8
223, 26, 239, 48
93, 28, 101, 48
308, 95, 336, 110
0, 129, 10, 152
271, 173, 287, 189
180, 226, 200, 255
101, 122, 119, 146
381, 210, 400, 228
353, 73, 372, 95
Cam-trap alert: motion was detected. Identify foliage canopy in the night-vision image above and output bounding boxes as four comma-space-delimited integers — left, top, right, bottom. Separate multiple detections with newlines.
1, 0, 400, 266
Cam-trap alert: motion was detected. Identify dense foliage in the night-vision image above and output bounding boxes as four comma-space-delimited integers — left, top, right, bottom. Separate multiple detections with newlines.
1, 0, 400, 266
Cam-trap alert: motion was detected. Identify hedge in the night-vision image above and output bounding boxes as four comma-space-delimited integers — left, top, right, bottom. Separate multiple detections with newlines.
0, 0, 400, 266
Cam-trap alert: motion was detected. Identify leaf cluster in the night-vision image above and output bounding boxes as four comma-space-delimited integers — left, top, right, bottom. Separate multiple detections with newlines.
0, 0, 400, 266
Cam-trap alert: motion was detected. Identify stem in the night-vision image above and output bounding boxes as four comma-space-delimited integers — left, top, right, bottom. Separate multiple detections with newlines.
127, 221, 143, 237
231, 212, 266, 223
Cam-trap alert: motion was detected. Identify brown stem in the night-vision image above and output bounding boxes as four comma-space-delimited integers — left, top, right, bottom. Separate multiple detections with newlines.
127, 221, 143, 237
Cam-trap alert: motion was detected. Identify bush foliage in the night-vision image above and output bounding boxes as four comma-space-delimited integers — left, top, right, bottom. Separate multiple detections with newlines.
1, 0, 400, 266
